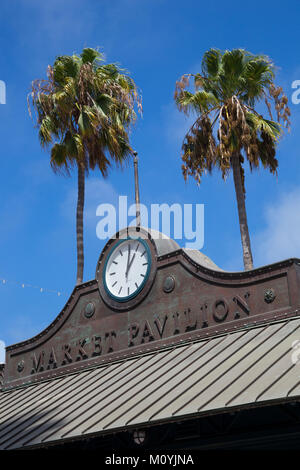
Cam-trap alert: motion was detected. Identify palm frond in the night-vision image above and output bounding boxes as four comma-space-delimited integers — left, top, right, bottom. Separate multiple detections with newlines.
80, 48, 102, 65
50, 143, 67, 168
221, 49, 245, 79
53, 56, 80, 85
174, 47, 290, 186
176, 90, 218, 114
39, 116, 57, 147
201, 49, 222, 78
246, 112, 282, 140
30, 47, 140, 176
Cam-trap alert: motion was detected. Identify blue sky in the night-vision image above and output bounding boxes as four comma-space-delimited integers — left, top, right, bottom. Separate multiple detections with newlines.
1, 0, 300, 349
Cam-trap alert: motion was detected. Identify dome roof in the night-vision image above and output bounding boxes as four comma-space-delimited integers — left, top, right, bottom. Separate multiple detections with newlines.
121, 226, 223, 271
146, 228, 181, 257
183, 248, 223, 271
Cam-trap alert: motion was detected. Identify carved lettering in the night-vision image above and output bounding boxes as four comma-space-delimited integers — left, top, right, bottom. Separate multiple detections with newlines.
213, 299, 229, 322
92, 335, 102, 356
105, 331, 116, 353
76, 339, 89, 361
154, 315, 168, 338
61, 344, 72, 365
31, 351, 45, 374
128, 323, 139, 347
47, 348, 57, 370
184, 308, 197, 331
173, 312, 180, 334
233, 293, 250, 318
141, 320, 155, 343
26, 292, 257, 378
200, 303, 208, 328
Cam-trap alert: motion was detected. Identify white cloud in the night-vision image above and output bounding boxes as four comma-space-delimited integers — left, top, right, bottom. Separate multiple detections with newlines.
253, 187, 300, 266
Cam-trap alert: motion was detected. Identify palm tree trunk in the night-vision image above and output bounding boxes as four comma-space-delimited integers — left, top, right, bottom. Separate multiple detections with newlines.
231, 154, 254, 270
76, 164, 85, 284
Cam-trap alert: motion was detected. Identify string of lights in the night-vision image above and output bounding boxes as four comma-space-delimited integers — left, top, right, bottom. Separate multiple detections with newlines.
0, 278, 65, 296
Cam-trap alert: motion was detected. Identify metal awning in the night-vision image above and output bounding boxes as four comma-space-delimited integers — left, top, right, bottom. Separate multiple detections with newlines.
1, 316, 300, 449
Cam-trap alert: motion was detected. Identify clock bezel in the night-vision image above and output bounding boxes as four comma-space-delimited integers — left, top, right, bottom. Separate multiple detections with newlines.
102, 236, 152, 303
97, 227, 158, 311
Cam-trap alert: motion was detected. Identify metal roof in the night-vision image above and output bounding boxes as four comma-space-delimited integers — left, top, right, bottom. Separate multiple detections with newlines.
1, 316, 300, 450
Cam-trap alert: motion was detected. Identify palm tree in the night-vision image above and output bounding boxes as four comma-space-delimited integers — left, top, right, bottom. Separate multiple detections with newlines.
29, 48, 140, 284
175, 48, 290, 270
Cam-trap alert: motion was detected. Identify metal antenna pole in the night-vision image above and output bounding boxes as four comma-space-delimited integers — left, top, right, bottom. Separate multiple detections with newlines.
133, 151, 141, 228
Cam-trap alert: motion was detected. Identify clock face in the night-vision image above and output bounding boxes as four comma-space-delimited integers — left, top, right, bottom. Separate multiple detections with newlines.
103, 238, 151, 301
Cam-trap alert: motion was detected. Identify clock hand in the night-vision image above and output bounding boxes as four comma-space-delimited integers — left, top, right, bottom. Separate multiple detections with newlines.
125, 244, 131, 279
126, 253, 136, 278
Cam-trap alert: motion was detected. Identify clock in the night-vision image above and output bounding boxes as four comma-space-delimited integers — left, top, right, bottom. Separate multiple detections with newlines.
103, 237, 151, 302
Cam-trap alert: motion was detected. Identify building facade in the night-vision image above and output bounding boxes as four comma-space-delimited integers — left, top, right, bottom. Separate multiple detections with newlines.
1, 226, 300, 450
